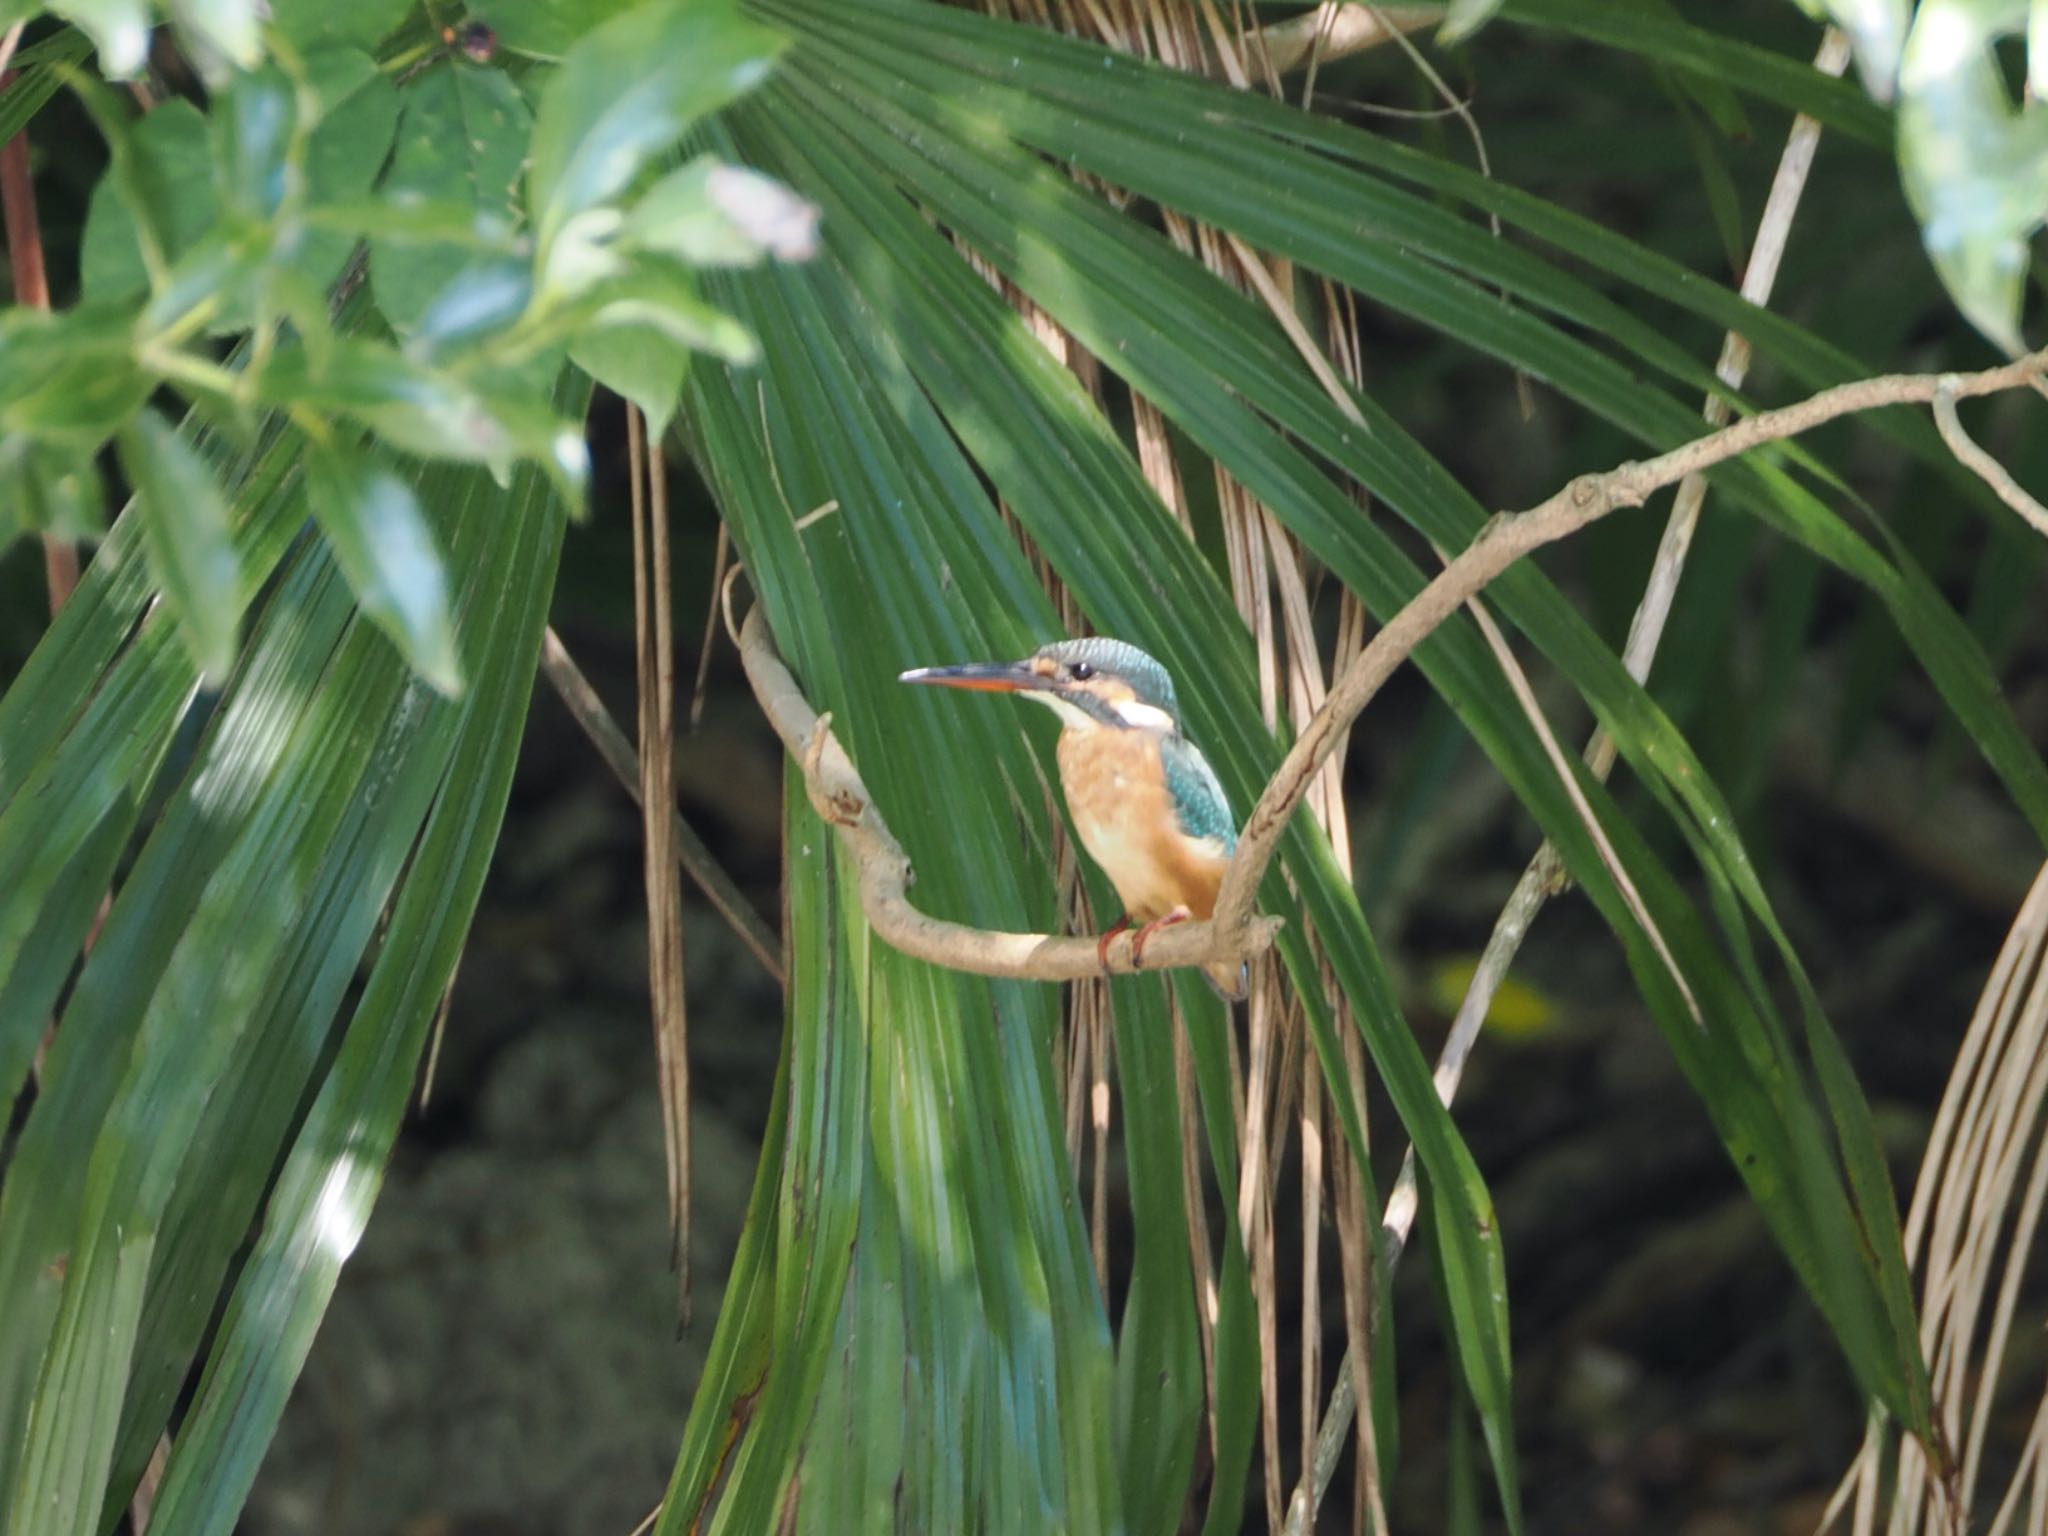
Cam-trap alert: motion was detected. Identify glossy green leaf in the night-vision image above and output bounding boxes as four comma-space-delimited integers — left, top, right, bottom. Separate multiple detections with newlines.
626, 157, 819, 265
118, 408, 243, 681
79, 99, 214, 302
570, 324, 689, 436
267, 0, 411, 51
527, 0, 785, 269
371, 62, 533, 334
211, 66, 293, 220
261, 339, 522, 472
580, 266, 759, 364
0, 306, 148, 449
469, 0, 640, 59
305, 441, 463, 694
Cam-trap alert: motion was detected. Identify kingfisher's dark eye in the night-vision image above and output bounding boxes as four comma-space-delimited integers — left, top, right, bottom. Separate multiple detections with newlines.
1070, 661, 1094, 681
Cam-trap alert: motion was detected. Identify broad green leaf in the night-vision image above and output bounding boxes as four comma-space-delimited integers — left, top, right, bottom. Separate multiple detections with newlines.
0, 305, 148, 448
408, 256, 535, 354
623, 156, 820, 266
671, 236, 1124, 1534
53, 0, 150, 77
117, 409, 242, 680
570, 324, 689, 436
290, 48, 403, 299
267, 0, 411, 51
211, 65, 294, 221
1898, 0, 2048, 353
261, 339, 524, 473
581, 265, 759, 363
469, 0, 640, 59
305, 442, 463, 694
80, 99, 214, 302
527, 0, 785, 266
80, 50, 398, 324
167, 0, 263, 84
371, 63, 533, 334
0, 437, 107, 541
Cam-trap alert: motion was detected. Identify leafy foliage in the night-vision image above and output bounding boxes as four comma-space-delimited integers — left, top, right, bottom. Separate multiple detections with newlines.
1, 0, 805, 688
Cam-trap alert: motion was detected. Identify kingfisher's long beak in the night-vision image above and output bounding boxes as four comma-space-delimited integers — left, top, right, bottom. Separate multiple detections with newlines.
898, 660, 1051, 694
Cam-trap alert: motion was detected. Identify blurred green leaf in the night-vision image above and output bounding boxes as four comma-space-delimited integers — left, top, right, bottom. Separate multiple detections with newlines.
261, 338, 522, 471
580, 265, 759, 363
118, 408, 243, 680
51, 0, 150, 77
1800, 0, 1909, 98
469, 0, 639, 59
211, 66, 294, 221
80, 99, 213, 302
290, 48, 403, 296
167, 0, 263, 84
1898, 0, 2048, 353
623, 158, 820, 265
267, 0, 411, 50
527, 0, 785, 273
372, 63, 533, 334
0, 438, 106, 541
570, 324, 689, 436
0, 305, 149, 447
80, 49, 398, 327
305, 441, 463, 694
409, 255, 535, 354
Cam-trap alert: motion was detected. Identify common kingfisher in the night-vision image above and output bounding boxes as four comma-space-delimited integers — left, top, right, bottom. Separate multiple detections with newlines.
900, 638, 1248, 1001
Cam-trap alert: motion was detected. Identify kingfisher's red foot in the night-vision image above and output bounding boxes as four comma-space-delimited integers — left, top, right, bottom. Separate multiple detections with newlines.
1097, 915, 1132, 974
1128, 907, 1192, 970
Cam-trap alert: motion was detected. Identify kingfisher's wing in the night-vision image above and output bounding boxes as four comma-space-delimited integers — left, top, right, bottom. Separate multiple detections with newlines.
1160, 732, 1238, 856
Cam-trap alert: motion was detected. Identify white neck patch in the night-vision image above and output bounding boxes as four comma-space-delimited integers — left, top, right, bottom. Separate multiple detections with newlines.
1113, 699, 1177, 732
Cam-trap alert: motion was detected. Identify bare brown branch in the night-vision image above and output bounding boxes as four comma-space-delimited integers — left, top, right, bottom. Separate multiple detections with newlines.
1210, 344, 2048, 943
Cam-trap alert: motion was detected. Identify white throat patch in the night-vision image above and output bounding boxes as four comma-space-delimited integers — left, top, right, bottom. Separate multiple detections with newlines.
1113, 699, 1177, 732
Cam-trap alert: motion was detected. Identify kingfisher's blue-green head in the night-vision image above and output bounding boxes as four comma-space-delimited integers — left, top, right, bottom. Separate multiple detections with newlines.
900, 637, 1182, 732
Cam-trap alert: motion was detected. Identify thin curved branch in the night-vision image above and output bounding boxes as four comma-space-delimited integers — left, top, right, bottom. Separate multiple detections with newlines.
737, 350, 2046, 989
1933, 381, 2048, 542
1209, 345, 2048, 942
738, 606, 1284, 982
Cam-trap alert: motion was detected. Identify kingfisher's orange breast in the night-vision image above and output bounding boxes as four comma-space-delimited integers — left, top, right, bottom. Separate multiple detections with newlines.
1055, 728, 1229, 923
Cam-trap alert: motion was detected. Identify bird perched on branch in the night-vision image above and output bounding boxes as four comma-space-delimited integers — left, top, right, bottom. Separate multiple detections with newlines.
900, 637, 1247, 1002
